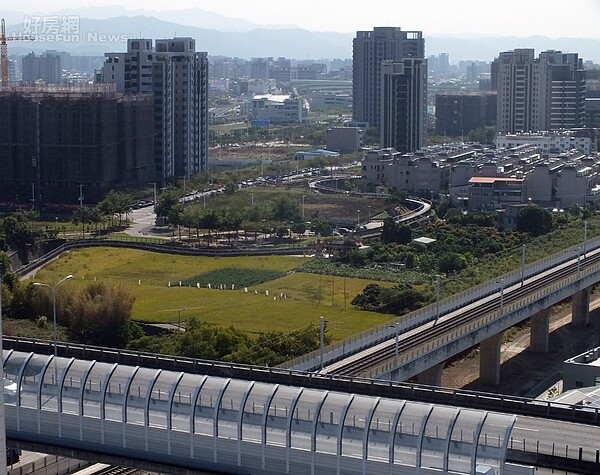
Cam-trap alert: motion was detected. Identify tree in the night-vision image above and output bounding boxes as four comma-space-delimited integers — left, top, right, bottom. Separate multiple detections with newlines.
96, 190, 135, 227
65, 282, 135, 347
385, 187, 408, 205
351, 283, 384, 311
312, 219, 334, 236
168, 203, 185, 240
0, 252, 11, 275
468, 127, 495, 144
272, 195, 301, 222
381, 218, 412, 244
1, 211, 40, 251
72, 206, 95, 237
437, 252, 468, 274
201, 210, 221, 245
352, 282, 430, 316
517, 205, 553, 236
181, 205, 205, 241
220, 209, 244, 244
155, 189, 183, 219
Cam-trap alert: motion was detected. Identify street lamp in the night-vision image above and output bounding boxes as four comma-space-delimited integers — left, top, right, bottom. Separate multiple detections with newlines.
368, 205, 371, 222
356, 209, 360, 228
33, 275, 74, 381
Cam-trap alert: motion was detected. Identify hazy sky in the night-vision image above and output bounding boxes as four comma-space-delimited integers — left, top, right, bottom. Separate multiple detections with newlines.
13, 0, 600, 38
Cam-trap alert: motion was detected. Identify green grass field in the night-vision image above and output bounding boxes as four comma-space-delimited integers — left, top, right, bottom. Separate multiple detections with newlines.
30, 247, 394, 340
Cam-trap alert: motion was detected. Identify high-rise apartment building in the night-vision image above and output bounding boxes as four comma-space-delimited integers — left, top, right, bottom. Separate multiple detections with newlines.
102, 38, 209, 183
353, 27, 424, 129
539, 51, 586, 130
493, 49, 586, 133
22, 51, 62, 84
380, 59, 427, 153
250, 57, 271, 80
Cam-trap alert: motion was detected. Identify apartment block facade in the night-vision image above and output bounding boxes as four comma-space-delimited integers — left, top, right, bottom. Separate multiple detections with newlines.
380, 59, 427, 153
435, 93, 497, 137
21, 51, 62, 84
493, 49, 586, 133
352, 27, 424, 129
102, 38, 209, 184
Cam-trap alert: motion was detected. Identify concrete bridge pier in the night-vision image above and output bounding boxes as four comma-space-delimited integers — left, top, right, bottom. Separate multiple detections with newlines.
572, 287, 592, 326
530, 308, 551, 353
416, 362, 444, 386
480, 331, 504, 385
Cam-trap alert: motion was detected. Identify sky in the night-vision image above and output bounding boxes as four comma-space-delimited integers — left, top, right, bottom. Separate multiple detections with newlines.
11, 0, 600, 38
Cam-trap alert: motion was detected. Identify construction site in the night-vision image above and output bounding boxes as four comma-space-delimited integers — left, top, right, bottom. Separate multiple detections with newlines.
0, 84, 155, 205
0, 18, 158, 206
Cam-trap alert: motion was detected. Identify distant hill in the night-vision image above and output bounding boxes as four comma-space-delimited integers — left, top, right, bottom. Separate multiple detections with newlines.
6, 16, 353, 58
427, 35, 600, 63
5, 13, 600, 62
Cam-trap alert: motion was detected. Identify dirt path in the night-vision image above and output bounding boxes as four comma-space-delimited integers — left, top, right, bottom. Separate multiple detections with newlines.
441, 296, 600, 397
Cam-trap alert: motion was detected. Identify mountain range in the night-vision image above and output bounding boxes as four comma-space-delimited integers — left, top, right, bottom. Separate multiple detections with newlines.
4, 9, 600, 62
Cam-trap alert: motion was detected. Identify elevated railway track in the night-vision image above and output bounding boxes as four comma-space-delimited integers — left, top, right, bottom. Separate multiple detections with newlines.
323, 242, 599, 378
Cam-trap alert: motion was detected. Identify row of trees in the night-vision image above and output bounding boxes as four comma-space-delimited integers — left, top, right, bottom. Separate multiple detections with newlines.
72, 190, 137, 236
156, 189, 324, 242
0, 190, 139, 250
129, 317, 329, 367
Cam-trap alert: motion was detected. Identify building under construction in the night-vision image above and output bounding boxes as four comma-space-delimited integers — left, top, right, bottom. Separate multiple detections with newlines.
0, 84, 154, 204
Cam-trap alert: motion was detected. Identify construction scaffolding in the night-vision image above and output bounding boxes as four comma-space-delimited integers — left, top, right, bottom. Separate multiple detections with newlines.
0, 84, 153, 205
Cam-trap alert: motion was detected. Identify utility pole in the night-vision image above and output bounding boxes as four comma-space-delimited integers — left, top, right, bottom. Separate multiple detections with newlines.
150, 182, 157, 211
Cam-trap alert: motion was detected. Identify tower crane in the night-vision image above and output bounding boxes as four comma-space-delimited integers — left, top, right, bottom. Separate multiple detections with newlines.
1, 18, 34, 87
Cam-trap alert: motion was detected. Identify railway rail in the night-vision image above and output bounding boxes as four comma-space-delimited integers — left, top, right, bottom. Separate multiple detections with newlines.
324, 244, 600, 377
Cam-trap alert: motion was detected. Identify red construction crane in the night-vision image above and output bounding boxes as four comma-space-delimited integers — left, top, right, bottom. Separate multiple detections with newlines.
1, 18, 34, 87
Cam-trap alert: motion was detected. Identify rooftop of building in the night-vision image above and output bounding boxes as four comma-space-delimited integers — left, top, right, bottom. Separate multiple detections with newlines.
469, 176, 524, 184
497, 128, 596, 139
0, 83, 118, 98
565, 346, 600, 367
252, 93, 297, 103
